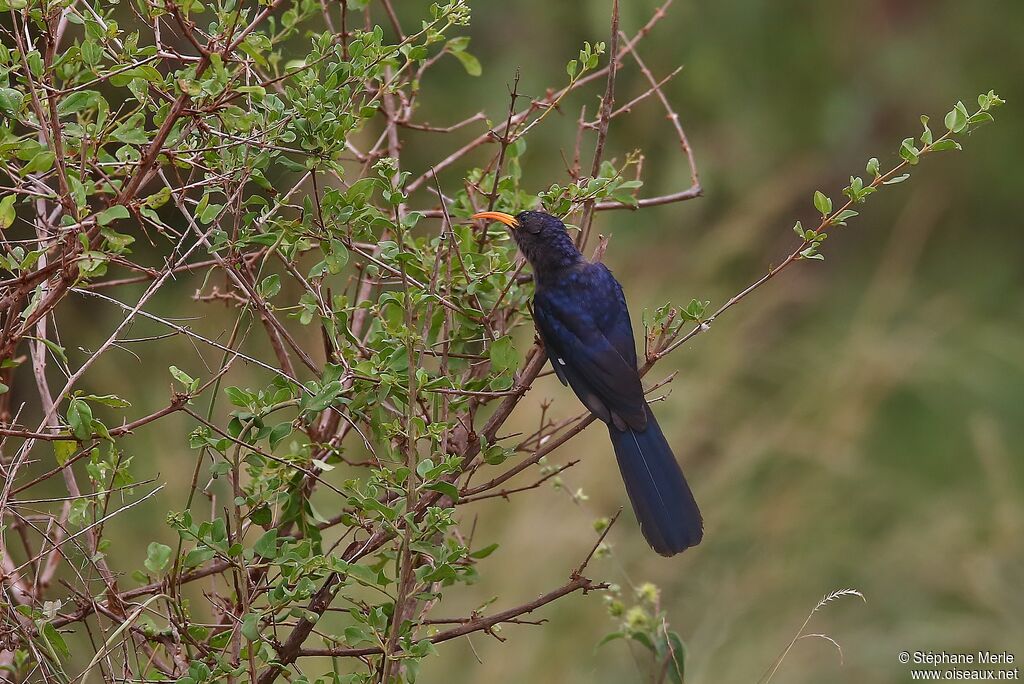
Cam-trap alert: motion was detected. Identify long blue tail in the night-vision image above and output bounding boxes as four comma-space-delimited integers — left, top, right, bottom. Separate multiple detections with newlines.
608, 405, 703, 556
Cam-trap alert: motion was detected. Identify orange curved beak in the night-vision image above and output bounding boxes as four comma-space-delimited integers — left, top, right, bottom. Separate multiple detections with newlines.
471, 211, 519, 229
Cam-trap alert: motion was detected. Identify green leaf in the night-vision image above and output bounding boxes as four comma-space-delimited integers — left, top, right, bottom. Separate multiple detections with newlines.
630, 631, 657, 653
225, 387, 251, 407
451, 50, 481, 77
183, 545, 215, 568
0, 87, 24, 116
325, 241, 349, 274
253, 529, 278, 558
865, 157, 880, 177
423, 481, 459, 501
301, 380, 342, 412
22, 151, 55, 175
967, 111, 994, 127
919, 115, 933, 145
268, 422, 292, 450
899, 137, 920, 165
597, 631, 626, 648
53, 439, 78, 466
144, 542, 173, 573
416, 459, 435, 479
483, 444, 510, 465
446, 36, 470, 52
259, 274, 281, 298
112, 115, 149, 144
78, 393, 131, 408
883, 173, 910, 185
250, 504, 272, 527
96, 205, 130, 226
109, 65, 163, 87
344, 625, 374, 646
101, 227, 134, 253
66, 399, 93, 440
928, 139, 961, 152
169, 365, 197, 390
663, 630, 688, 684
41, 623, 70, 661
35, 335, 68, 362
944, 101, 969, 133
812, 190, 832, 217
241, 613, 261, 641
199, 202, 223, 224
57, 90, 102, 115
0, 194, 15, 229
833, 209, 859, 224
489, 336, 518, 373
469, 543, 499, 559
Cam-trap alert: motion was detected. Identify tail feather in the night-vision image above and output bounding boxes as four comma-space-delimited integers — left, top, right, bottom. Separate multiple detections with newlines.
608, 405, 702, 556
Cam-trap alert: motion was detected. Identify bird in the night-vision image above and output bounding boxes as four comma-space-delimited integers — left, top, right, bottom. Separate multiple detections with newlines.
471, 209, 703, 555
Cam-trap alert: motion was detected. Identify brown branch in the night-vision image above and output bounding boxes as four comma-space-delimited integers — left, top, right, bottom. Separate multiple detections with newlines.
298, 573, 605, 659
577, 0, 621, 248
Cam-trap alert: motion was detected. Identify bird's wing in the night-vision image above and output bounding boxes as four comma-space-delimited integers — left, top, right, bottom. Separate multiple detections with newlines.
534, 286, 647, 430
594, 263, 639, 369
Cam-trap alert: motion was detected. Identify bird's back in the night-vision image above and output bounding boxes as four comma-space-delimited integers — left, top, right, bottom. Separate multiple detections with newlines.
537, 261, 638, 369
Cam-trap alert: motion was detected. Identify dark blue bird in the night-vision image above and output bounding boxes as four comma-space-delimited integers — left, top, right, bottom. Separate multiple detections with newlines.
472, 209, 703, 555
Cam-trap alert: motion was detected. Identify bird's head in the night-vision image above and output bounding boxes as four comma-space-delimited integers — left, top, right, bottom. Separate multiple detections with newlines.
471, 210, 582, 277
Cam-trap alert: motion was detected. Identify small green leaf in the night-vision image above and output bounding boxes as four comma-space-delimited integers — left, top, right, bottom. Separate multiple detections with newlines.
664, 630, 688, 684
944, 101, 969, 133
597, 631, 627, 648
446, 36, 470, 52
0, 194, 15, 229
66, 399, 93, 440
77, 393, 130, 408
57, 90, 101, 115
424, 481, 459, 501
169, 365, 196, 390
269, 422, 292, 449
250, 505, 272, 527
0, 87, 25, 116
866, 157, 880, 177
899, 137, 920, 165
183, 546, 215, 568
96, 205, 130, 226
41, 623, 70, 661
225, 386, 251, 407
451, 50, 481, 77
416, 459, 435, 479
259, 274, 281, 298
53, 439, 77, 466
833, 209, 859, 224
199, 202, 223, 224
469, 543, 499, 559
144, 542, 172, 573
22, 151, 55, 175
325, 241, 349, 274
489, 336, 518, 373
253, 529, 278, 558
241, 613, 261, 641
883, 173, 911, 185
812, 190, 832, 217
967, 111, 994, 127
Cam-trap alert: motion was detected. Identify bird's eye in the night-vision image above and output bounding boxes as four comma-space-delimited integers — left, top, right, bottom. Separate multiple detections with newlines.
524, 221, 542, 235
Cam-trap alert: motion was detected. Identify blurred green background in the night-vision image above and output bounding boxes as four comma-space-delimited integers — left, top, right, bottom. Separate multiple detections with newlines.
39, 0, 1023, 682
